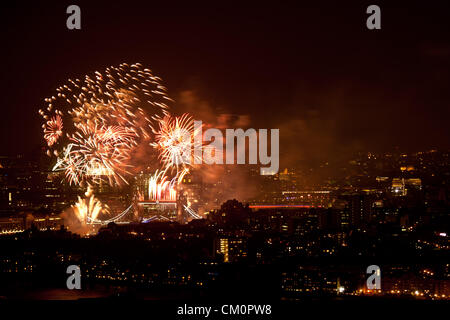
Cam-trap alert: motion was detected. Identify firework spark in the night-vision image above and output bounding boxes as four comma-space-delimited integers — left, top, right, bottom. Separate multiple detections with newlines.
72, 186, 110, 224
148, 170, 177, 202
43, 115, 63, 147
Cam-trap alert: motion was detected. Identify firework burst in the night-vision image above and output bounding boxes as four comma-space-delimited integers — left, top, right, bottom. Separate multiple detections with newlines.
147, 170, 177, 202
153, 114, 194, 167
72, 186, 110, 224
40, 63, 206, 228
40, 63, 172, 186
53, 124, 137, 185
43, 115, 63, 147
152, 114, 204, 183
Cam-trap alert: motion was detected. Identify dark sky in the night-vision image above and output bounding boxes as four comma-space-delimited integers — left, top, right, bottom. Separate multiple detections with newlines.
1, 1, 450, 166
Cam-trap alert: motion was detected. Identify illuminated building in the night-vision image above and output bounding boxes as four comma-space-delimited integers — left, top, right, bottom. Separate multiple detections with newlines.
216, 236, 247, 263
406, 178, 422, 190
279, 190, 332, 207
0, 213, 63, 234
281, 267, 343, 296
341, 193, 375, 228
179, 171, 203, 213
391, 178, 407, 196
134, 172, 184, 222
219, 238, 229, 262
382, 274, 450, 298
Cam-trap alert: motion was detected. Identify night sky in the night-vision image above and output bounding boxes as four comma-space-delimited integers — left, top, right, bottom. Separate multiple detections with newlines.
1, 1, 450, 166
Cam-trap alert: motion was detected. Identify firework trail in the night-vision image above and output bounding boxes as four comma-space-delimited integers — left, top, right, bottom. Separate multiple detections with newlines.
147, 170, 177, 201
184, 204, 202, 220
71, 186, 110, 224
